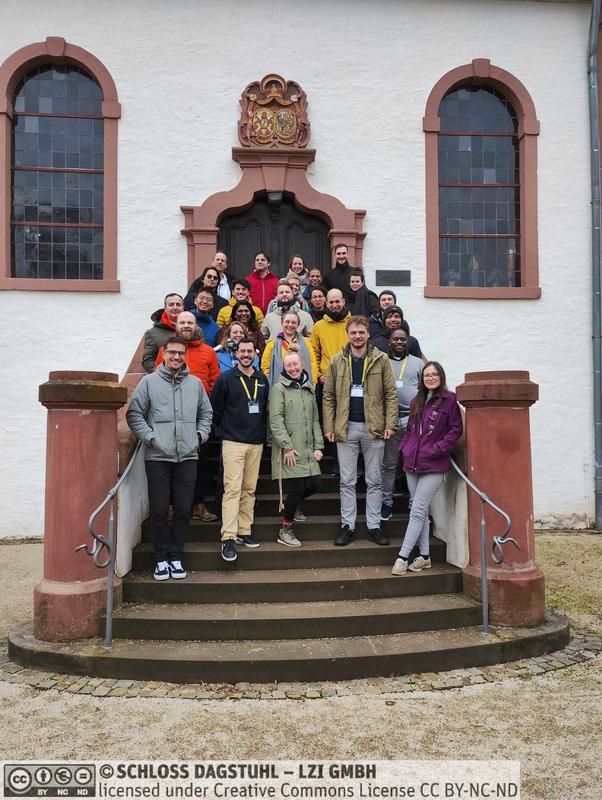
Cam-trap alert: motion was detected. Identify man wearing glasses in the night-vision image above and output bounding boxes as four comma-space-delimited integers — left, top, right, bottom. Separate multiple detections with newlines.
126, 336, 213, 581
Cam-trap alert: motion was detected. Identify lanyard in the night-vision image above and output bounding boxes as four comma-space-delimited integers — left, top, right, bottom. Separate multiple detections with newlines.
396, 357, 409, 381
239, 376, 258, 401
348, 354, 368, 386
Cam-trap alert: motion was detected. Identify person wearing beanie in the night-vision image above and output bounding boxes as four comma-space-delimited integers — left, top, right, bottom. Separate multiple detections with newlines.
371, 306, 423, 359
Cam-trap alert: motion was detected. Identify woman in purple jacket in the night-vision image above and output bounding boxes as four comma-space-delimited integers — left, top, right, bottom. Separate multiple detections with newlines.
392, 361, 463, 575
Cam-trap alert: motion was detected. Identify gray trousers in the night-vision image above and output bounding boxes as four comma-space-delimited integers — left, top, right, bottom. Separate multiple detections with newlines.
399, 472, 445, 558
382, 416, 408, 505
337, 421, 385, 530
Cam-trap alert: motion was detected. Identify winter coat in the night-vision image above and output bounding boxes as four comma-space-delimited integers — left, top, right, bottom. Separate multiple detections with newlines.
261, 334, 318, 386
190, 309, 221, 347
216, 298, 265, 328
246, 270, 280, 315
142, 309, 176, 373
400, 390, 463, 474
183, 279, 229, 318
154, 337, 220, 394
269, 375, 324, 480
372, 330, 423, 360
368, 312, 410, 340
261, 304, 314, 340
348, 286, 379, 318
310, 311, 351, 378
214, 346, 260, 373
126, 363, 213, 462
322, 261, 353, 300
323, 344, 398, 441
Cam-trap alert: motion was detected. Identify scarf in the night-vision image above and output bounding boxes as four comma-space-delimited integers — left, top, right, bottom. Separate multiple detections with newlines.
324, 307, 349, 323
268, 333, 314, 387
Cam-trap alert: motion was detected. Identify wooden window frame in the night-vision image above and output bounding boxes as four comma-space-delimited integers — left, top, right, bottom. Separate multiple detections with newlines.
424, 59, 541, 299
0, 37, 120, 292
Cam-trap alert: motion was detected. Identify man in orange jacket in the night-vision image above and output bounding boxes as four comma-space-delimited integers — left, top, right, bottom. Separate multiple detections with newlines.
155, 311, 220, 521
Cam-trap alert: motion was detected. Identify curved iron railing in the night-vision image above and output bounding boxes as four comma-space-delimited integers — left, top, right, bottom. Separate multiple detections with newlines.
76, 440, 143, 647
450, 457, 519, 634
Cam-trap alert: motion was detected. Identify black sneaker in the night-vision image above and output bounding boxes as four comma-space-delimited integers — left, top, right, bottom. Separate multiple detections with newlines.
380, 503, 393, 521
236, 535, 260, 548
221, 540, 237, 562
168, 560, 187, 579
335, 525, 355, 546
153, 561, 170, 581
368, 528, 390, 546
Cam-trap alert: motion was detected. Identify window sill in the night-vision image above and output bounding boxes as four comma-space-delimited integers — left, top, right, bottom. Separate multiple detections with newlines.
424, 285, 541, 299
0, 277, 120, 292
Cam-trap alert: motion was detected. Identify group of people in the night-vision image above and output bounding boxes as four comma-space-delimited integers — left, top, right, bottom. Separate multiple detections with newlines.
127, 247, 463, 582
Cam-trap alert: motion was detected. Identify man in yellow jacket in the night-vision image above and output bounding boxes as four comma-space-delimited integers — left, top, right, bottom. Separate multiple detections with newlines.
310, 289, 351, 384
216, 278, 265, 328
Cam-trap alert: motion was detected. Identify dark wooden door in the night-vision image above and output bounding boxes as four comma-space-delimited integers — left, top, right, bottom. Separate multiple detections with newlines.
218, 194, 330, 277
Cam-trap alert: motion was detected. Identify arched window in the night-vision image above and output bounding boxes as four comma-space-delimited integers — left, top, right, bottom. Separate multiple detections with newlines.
423, 59, 540, 299
0, 37, 120, 291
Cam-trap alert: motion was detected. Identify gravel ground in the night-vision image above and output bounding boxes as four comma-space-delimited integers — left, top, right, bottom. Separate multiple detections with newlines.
0, 533, 601, 800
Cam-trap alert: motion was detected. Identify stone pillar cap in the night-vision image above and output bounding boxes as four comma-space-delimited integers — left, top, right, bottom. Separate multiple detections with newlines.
457, 370, 539, 407
39, 371, 128, 410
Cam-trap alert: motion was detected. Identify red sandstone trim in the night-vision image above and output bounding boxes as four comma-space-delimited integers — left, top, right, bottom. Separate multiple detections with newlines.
0, 37, 120, 292
181, 148, 366, 283
423, 59, 540, 300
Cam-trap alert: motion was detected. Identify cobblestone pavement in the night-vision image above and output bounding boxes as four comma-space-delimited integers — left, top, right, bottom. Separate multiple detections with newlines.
2, 628, 600, 701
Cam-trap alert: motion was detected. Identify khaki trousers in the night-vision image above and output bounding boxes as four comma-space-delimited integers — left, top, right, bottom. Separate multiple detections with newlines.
221, 440, 264, 540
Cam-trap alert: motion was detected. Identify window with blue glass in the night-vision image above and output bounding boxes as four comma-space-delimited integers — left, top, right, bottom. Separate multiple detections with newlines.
438, 86, 520, 288
11, 64, 104, 280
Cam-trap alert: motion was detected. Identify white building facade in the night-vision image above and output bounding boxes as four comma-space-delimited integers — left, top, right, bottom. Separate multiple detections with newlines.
0, 0, 595, 538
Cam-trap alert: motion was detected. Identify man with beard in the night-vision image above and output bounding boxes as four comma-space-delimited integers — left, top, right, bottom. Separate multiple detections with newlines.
380, 328, 423, 521
322, 243, 354, 299
154, 311, 220, 522
368, 291, 411, 341
261, 280, 313, 340
210, 339, 270, 562
371, 305, 424, 359
246, 251, 280, 315
142, 293, 184, 373
127, 336, 213, 580
310, 288, 352, 383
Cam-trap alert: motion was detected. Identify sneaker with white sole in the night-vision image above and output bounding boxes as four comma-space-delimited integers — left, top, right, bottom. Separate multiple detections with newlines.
168, 560, 187, 579
236, 535, 260, 548
221, 540, 237, 562
153, 561, 170, 581
278, 525, 301, 547
391, 558, 408, 576
294, 509, 306, 522
408, 555, 432, 572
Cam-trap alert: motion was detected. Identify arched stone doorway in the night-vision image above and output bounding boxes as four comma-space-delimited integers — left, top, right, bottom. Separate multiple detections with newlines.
218, 193, 331, 277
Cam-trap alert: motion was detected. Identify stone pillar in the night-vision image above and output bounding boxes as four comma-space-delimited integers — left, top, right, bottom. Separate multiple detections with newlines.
456, 370, 545, 626
34, 371, 128, 641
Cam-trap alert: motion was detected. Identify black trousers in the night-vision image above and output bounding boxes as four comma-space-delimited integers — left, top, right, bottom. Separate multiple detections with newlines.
282, 475, 321, 521
193, 440, 209, 504
145, 459, 197, 562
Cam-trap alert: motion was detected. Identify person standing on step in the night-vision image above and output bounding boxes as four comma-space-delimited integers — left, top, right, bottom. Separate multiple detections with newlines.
246, 251, 280, 315
322, 243, 354, 300
216, 277, 265, 328
261, 309, 318, 387
191, 288, 221, 347
262, 280, 313, 339
380, 328, 423, 522
323, 315, 398, 547
269, 350, 323, 546
183, 252, 232, 308
126, 336, 213, 581
392, 361, 463, 575
371, 305, 424, 360
347, 269, 379, 318
142, 293, 184, 373
210, 338, 269, 562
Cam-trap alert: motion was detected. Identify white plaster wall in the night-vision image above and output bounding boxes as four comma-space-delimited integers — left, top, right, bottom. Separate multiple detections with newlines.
0, 0, 593, 537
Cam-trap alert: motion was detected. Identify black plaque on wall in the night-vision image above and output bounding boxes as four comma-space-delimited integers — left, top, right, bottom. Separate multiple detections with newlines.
375, 270, 411, 286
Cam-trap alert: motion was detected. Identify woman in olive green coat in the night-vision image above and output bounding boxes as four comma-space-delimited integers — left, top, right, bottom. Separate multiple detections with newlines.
269, 350, 324, 546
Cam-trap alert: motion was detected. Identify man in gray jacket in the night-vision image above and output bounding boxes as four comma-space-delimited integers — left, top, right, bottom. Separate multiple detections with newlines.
126, 336, 213, 581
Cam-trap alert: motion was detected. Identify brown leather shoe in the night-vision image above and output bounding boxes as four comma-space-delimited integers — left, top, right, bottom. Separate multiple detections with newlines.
192, 503, 218, 521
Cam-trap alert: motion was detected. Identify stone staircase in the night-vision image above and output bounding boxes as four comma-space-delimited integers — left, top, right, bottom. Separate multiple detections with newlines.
9, 445, 570, 683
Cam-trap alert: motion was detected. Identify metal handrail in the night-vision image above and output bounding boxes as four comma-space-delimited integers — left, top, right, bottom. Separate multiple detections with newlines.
450, 457, 519, 634
76, 440, 143, 648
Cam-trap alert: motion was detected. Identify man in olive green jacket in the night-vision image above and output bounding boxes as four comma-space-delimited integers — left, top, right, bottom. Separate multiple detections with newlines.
323, 316, 398, 547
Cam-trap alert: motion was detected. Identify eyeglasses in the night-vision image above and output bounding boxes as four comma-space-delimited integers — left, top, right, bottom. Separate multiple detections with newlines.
166, 350, 185, 358
204, 274, 219, 281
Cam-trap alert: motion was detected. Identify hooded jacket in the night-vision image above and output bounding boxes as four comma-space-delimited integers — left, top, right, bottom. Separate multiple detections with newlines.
323, 343, 399, 441
269, 374, 324, 480
400, 390, 463, 474
126, 363, 213, 462
261, 302, 314, 340
310, 310, 351, 378
142, 309, 176, 373
154, 336, 220, 394
246, 269, 280, 315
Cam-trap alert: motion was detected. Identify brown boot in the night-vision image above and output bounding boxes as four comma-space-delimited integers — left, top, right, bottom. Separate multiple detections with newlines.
192, 503, 218, 521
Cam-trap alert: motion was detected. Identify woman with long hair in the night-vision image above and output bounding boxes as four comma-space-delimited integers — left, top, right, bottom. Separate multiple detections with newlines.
231, 300, 267, 357
261, 309, 318, 386
288, 255, 309, 286
392, 361, 463, 575
214, 321, 259, 372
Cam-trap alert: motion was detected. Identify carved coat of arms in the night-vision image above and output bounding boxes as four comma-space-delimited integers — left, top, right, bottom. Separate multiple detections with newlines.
238, 74, 310, 148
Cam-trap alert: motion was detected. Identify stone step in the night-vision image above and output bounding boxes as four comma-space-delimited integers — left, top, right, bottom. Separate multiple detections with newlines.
107, 594, 482, 641
131, 538, 447, 572
9, 613, 570, 683
123, 564, 463, 605
189, 492, 409, 517
141, 514, 414, 543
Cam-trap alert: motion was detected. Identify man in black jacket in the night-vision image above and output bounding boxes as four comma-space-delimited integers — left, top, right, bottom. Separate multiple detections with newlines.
210, 339, 270, 562
322, 243, 354, 298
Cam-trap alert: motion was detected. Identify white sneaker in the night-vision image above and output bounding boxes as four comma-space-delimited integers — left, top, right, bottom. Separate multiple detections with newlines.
278, 526, 302, 547
153, 561, 170, 581
391, 558, 408, 575
408, 556, 432, 572
168, 560, 187, 579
